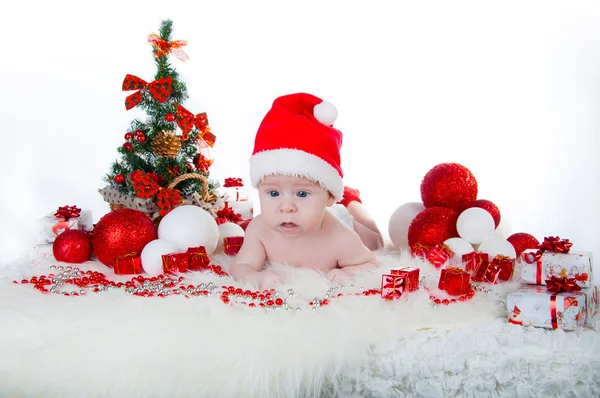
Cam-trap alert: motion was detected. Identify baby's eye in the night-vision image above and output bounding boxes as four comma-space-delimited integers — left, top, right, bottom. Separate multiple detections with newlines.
268, 190, 280, 198
296, 191, 309, 198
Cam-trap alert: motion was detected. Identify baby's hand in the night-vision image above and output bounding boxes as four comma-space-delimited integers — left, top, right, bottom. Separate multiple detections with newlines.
258, 270, 285, 290
326, 268, 353, 285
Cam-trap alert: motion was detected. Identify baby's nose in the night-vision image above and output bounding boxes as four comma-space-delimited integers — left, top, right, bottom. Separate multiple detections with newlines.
280, 200, 297, 213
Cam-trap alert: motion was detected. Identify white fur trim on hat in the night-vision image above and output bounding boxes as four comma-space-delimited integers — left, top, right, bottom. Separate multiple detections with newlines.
249, 149, 344, 202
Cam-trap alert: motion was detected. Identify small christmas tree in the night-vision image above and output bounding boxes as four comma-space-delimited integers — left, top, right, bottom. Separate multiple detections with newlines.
100, 19, 219, 218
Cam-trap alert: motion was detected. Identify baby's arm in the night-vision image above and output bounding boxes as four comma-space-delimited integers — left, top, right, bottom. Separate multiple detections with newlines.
229, 217, 284, 288
336, 228, 378, 274
229, 218, 267, 281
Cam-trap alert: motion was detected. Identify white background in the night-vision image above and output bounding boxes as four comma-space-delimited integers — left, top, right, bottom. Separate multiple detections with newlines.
1, 1, 599, 275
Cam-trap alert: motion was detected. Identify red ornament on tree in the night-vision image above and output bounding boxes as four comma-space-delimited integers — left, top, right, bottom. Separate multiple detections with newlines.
408, 206, 459, 247
507, 232, 540, 257
135, 129, 144, 136
91, 208, 157, 268
468, 199, 501, 228
114, 174, 125, 184
52, 230, 93, 264
124, 132, 133, 140
123, 142, 134, 152
165, 113, 175, 122
136, 134, 146, 143
420, 163, 478, 213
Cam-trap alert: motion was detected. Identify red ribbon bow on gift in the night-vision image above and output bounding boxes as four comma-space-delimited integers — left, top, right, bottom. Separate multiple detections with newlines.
175, 104, 217, 143
215, 203, 243, 225
426, 243, 454, 268
223, 178, 243, 187
130, 170, 182, 216
122, 74, 172, 110
54, 205, 81, 220
524, 236, 573, 264
382, 275, 405, 300
546, 275, 582, 293
147, 33, 189, 62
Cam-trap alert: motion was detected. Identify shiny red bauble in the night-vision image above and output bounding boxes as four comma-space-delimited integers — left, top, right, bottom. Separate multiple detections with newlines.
420, 163, 478, 213
468, 199, 501, 228
91, 208, 157, 268
408, 206, 459, 247
165, 113, 175, 122
114, 174, 125, 184
123, 142, 134, 152
52, 229, 93, 263
124, 132, 133, 140
507, 232, 540, 257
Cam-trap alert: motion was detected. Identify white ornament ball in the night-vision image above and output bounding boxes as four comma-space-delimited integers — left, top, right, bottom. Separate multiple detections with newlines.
157, 205, 219, 254
492, 213, 513, 240
216, 222, 245, 253
443, 237, 475, 259
456, 207, 496, 245
313, 101, 338, 126
140, 239, 180, 276
388, 202, 426, 249
479, 237, 517, 260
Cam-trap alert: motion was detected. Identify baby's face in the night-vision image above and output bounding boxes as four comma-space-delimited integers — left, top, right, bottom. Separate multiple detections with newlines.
258, 174, 335, 236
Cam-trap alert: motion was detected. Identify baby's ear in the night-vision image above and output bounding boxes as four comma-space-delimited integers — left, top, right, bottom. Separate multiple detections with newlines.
327, 193, 336, 207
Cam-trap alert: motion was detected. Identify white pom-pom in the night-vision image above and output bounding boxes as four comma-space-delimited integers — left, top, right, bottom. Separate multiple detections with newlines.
313, 101, 338, 126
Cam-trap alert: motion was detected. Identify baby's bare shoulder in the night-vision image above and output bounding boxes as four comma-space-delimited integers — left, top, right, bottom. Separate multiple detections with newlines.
323, 212, 360, 245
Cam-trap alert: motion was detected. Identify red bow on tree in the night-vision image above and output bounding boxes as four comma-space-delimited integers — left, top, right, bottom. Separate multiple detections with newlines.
54, 205, 81, 220
223, 178, 243, 187
524, 236, 573, 264
175, 104, 217, 144
130, 170, 182, 216
122, 74, 172, 110
546, 275, 582, 293
147, 33, 189, 62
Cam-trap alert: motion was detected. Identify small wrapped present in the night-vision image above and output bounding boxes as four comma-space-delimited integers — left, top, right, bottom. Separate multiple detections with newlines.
223, 236, 244, 256
471, 258, 501, 284
161, 252, 189, 273
36, 206, 93, 244
493, 255, 515, 282
506, 285, 588, 330
187, 247, 210, 271
438, 267, 471, 296
426, 244, 454, 268
410, 243, 429, 259
114, 253, 142, 275
216, 178, 249, 202
462, 251, 489, 273
520, 249, 593, 288
381, 273, 406, 300
390, 267, 420, 292
225, 201, 254, 221
582, 285, 598, 325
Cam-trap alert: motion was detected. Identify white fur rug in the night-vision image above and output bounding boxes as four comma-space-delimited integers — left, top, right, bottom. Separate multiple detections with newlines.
0, 245, 599, 398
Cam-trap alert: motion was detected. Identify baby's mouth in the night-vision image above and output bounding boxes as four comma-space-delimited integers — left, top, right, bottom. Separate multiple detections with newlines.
280, 222, 299, 232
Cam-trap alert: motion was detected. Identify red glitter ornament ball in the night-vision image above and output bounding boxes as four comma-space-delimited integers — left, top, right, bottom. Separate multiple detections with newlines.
420, 163, 478, 213
52, 229, 93, 263
507, 233, 540, 257
91, 208, 157, 268
468, 199, 501, 228
408, 206, 459, 248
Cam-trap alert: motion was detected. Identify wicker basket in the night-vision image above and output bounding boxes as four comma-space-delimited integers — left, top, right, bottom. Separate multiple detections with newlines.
100, 173, 218, 221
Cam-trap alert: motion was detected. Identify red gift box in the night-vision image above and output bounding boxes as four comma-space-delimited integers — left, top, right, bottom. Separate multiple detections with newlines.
223, 236, 244, 255
471, 258, 501, 284
426, 243, 454, 268
411, 243, 429, 259
493, 255, 515, 282
391, 267, 420, 292
462, 251, 489, 273
438, 267, 471, 296
381, 273, 406, 300
114, 252, 142, 275
161, 252, 189, 274
187, 247, 210, 271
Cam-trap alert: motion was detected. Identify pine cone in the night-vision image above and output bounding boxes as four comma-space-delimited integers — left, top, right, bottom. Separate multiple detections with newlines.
151, 130, 182, 158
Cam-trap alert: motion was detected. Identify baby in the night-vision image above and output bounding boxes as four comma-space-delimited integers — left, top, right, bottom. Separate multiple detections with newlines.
230, 93, 383, 289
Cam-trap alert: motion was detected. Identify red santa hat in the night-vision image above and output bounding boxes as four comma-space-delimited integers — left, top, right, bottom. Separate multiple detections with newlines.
249, 93, 344, 202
